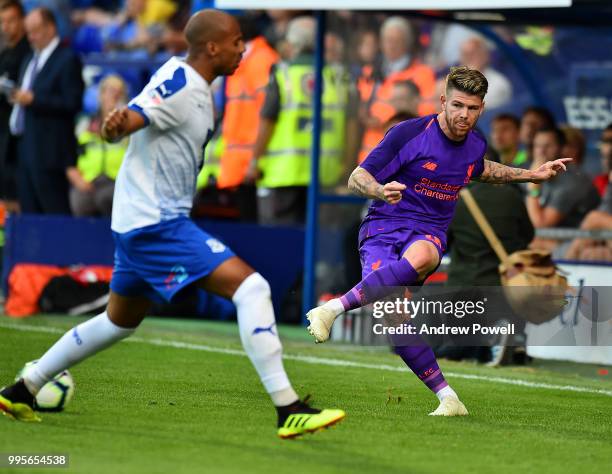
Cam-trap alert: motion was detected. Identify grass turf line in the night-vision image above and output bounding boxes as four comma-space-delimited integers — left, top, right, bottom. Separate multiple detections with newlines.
0, 316, 610, 474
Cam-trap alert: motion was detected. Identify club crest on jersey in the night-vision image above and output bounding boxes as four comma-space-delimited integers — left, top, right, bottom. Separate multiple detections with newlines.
464, 163, 475, 184
147, 89, 163, 105
206, 238, 226, 253
164, 265, 189, 290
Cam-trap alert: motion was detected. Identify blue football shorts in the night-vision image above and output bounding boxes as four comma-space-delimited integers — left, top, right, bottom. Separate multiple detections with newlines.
110, 217, 235, 303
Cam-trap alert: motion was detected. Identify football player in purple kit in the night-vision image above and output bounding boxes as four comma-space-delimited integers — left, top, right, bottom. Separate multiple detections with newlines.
307, 66, 571, 416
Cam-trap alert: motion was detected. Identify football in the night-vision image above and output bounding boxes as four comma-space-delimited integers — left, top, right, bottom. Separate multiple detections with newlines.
15, 361, 75, 412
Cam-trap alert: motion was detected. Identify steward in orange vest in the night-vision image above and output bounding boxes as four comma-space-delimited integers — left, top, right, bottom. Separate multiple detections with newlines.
217, 35, 279, 189
357, 17, 437, 163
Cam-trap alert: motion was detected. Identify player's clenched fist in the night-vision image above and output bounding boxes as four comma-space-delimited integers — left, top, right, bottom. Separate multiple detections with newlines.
380, 181, 406, 205
101, 107, 129, 142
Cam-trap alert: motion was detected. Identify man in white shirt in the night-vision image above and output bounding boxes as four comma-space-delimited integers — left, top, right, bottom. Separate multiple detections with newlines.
0, 9, 345, 439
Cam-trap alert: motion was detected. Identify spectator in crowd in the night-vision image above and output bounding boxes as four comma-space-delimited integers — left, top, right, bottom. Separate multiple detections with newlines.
383, 110, 416, 132
9, 7, 84, 214
355, 30, 380, 69
593, 123, 612, 197
73, 0, 185, 55
102, 0, 154, 54
136, 0, 180, 25
519, 105, 556, 166
263, 9, 300, 59
325, 29, 360, 179
560, 125, 586, 167
198, 14, 280, 221
353, 28, 379, 83
459, 36, 512, 109
0, 0, 31, 214
388, 79, 420, 117
445, 178, 534, 365
354, 28, 381, 137
489, 113, 527, 167
251, 16, 354, 225
526, 127, 599, 229
28, 0, 73, 39
325, 31, 345, 67
73, 0, 179, 30
426, 23, 478, 71
150, 0, 191, 55
565, 169, 612, 261
66, 74, 127, 217
357, 16, 436, 163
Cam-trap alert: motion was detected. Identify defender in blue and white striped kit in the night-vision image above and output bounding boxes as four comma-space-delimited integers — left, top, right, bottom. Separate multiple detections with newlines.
1, 10, 345, 439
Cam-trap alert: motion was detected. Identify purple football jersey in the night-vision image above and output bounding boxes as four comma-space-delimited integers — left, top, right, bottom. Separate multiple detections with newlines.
359, 114, 487, 244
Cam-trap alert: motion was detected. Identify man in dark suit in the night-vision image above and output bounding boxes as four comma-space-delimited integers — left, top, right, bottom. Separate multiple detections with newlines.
9, 7, 83, 214
0, 1, 31, 213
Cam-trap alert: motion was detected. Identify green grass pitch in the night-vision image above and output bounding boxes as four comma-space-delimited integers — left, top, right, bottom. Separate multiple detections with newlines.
1, 315, 611, 474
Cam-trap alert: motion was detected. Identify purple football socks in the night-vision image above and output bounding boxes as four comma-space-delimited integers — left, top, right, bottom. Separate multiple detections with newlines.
339, 258, 419, 311
337, 256, 449, 395
394, 343, 448, 394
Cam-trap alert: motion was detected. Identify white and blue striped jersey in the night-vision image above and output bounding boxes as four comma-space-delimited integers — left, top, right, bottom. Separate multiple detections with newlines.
111, 57, 214, 233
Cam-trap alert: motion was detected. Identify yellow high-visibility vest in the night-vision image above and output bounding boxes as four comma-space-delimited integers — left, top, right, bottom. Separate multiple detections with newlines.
77, 130, 126, 182
197, 134, 225, 189
258, 63, 348, 188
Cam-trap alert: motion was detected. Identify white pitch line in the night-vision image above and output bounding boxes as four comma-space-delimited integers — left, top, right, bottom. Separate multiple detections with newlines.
2, 321, 611, 397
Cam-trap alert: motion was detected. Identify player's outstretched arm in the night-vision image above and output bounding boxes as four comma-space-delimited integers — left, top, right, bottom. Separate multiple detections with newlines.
348, 166, 406, 205
101, 107, 147, 142
475, 158, 572, 184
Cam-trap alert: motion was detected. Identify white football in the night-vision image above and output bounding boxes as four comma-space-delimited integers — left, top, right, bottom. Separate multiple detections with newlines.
15, 361, 75, 412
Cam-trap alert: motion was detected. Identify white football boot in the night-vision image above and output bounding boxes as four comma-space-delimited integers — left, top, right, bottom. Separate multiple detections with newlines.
429, 396, 469, 416
306, 305, 339, 343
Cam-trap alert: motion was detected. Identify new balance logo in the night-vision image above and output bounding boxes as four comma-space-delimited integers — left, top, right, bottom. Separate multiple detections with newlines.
252, 323, 276, 336
422, 161, 438, 171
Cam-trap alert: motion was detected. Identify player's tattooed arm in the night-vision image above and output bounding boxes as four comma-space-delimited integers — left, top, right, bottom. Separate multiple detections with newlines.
348, 167, 382, 198
348, 167, 406, 205
475, 159, 532, 183
475, 157, 572, 184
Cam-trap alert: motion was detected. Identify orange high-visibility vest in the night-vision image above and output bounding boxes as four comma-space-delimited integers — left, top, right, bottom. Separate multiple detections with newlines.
357, 64, 375, 103
217, 37, 279, 188
358, 61, 436, 163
